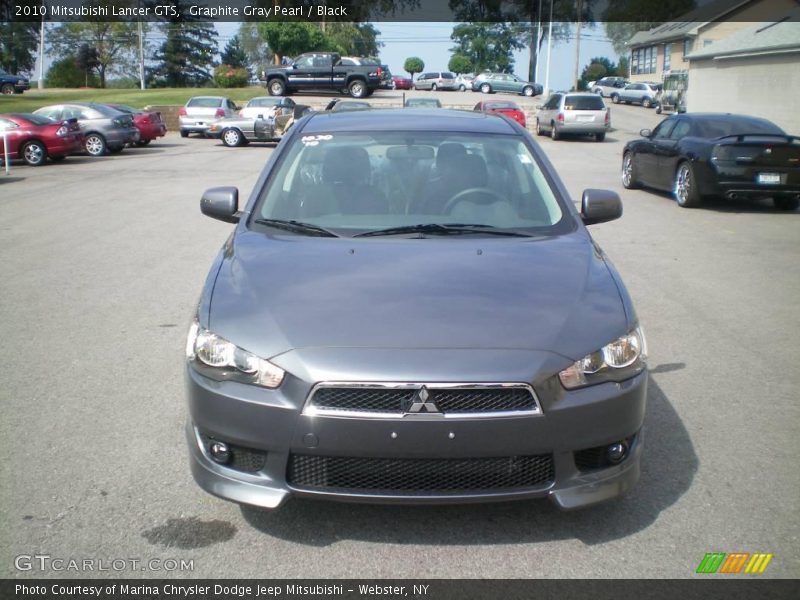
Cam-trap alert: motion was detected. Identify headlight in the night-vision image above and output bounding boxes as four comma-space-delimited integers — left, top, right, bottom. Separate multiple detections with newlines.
558, 326, 647, 390
185, 319, 285, 388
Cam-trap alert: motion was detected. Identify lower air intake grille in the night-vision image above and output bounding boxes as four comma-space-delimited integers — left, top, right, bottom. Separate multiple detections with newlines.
287, 454, 554, 494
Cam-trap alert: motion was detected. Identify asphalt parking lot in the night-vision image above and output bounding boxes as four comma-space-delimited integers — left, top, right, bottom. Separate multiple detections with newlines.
1, 96, 798, 579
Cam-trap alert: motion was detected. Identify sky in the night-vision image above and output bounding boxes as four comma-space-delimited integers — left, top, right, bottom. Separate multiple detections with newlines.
216, 21, 621, 92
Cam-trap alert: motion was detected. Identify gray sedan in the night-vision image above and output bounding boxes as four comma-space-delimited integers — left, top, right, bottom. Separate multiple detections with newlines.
33, 103, 139, 156
207, 105, 313, 147
186, 109, 647, 511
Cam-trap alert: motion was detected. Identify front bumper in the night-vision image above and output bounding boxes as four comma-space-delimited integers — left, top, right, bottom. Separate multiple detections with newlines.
185, 360, 647, 511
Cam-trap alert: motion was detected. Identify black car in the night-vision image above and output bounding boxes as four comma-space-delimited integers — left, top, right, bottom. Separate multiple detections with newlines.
622, 113, 800, 210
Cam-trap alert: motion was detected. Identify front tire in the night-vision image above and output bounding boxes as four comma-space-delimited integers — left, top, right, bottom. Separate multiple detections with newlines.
180, 129, 189, 138
523, 86, 534, 97
348, 79, 367, 98
0, 83, 14, 95
621, 152, 639, 189
22, 141, 47, 166
459, 84, 466, 91
550, 123, 560, 141
611, 94, 620, 104
642, 98, 652, 108
480, 83, 491, 94
268, 78, 286, 96
222, 128, 243, 147
674, 162, 702, 208
431, 83, 438, 91
84, 133, 107, 156
774, 196, 799, 211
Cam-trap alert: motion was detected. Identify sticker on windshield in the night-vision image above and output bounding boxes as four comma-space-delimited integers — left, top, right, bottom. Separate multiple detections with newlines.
301, 134, 333, 146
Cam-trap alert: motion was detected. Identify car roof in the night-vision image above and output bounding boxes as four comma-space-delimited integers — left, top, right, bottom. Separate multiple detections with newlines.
301, 108, 517, 134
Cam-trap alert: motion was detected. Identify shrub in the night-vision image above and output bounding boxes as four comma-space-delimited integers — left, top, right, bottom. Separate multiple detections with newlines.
213, 64, 250, 88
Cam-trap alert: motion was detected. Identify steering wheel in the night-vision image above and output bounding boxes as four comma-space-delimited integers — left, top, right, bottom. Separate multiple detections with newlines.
443, 187, 507, 215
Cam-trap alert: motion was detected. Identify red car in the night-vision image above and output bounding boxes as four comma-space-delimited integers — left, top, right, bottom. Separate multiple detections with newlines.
107, 104, 167, 146
473, 100, 527, 128
392, 75, 413, 90
0, 112, 83, 166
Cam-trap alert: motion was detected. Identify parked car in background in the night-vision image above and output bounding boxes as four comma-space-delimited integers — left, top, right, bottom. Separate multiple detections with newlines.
415, 72, 458, 91
622, 113, 800, 210
187, 108, 646, 512
179, 96, 238, 138
262, 52, 383, 98
591, 77, 627, 97
455, 74, 474, 91
535, 93, 609, 141
392, 75, 413, 90
206, 116, 276, 147
611, 83, 659, 108
238, 96, 295, 120
473, 100, 527, 127
472, 72, 542, 97
107, 104, 167, 146
405, 97, 442, 108
0, 68, 30, 94
33, 103, 139, 155
0, 113, 83, 166
324, 99, 371, 112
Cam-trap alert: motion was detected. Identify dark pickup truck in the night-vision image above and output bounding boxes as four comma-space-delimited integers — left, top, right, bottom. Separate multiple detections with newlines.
0, 68, 30, 94
261, 53, 383, 99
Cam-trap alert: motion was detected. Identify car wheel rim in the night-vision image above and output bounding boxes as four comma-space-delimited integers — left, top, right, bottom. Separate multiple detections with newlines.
481, 84, 490, 93
270, 82, 282, 94
86, 137, 103, 155
352, 82, 364, 95
622, 155, 632, 186
524, 87, 532, 96
675, 166, 690, 204
25, 144, 44, 164
223, 131, 239, 145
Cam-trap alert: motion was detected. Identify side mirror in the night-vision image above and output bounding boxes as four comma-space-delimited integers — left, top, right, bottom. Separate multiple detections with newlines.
580, 189, 622, 225
640, 128, 652, 138
201, 187, 239, 223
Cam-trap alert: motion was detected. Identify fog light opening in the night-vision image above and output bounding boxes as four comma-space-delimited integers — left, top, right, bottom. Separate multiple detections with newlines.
606, 441, 629, 465
209, 441, 231, 464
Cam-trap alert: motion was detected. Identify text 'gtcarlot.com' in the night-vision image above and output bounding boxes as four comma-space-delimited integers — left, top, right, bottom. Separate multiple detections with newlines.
13, 554, 194, 572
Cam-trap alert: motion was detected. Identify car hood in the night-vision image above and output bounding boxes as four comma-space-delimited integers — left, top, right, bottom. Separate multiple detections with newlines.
206, 230, 630, 363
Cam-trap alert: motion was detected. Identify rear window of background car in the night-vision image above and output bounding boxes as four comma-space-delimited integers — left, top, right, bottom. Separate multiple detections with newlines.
564, 96, 606, 111
188, 98, 224, 108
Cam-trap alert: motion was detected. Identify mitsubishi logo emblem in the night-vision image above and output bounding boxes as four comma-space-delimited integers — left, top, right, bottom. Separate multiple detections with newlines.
405, 386, 440, 414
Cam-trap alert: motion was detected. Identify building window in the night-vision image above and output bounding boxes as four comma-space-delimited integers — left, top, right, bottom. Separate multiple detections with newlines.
631, 46, 657, 75
683, 38, 693, 58
664, 43, 671, 72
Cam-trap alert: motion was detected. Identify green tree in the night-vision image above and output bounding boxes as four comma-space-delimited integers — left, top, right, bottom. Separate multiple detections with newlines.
617, 56, 630, 78
150, 2, 218, 87
257, 22, 327, 64
48, 21, 138, 88
214, 64, 250, 88
581, 63, 607, 88
403, 56, 424, 80
75, 44, 100, 88
0, 20, 39, 75
238, 22, 274, 77
323, 23, 383, 58
448, 54, 472, 75
450, 22, 526, 73
45, 55, 98, 88
220, 35, 248, 71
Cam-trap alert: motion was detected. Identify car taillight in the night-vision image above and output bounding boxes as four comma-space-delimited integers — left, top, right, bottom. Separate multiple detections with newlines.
215, 108, 225, 118
178, 107, 187, 116
557, 112, 564, 123
376, 67, 383, 76
605, 110, 610, 124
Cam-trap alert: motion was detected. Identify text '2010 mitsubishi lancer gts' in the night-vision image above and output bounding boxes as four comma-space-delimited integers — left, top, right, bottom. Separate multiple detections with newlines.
185, 109, 648, 510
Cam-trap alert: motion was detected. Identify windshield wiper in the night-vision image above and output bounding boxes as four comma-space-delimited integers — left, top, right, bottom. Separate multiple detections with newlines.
353, 223, 533, 238
253, 218, 339, 237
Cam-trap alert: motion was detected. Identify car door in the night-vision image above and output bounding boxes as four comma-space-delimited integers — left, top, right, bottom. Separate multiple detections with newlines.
636, 117, 676, 188
287, 54, 316, 91
656, 118, 692, 187
0, 116, 24, 157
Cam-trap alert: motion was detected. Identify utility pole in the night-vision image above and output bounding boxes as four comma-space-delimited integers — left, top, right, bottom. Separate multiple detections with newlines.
574, 0, 583, 91
534, 0, 542, 82
138, 20, 145, 90
545, 0, 553, 94
38, 12, 45, 89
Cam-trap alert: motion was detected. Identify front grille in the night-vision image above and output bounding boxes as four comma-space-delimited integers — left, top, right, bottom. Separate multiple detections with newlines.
308, 385, 540, 416
287, 454, 554, 494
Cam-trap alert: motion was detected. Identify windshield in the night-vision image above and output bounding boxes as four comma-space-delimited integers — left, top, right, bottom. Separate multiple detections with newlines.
252, 131, 568, 236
